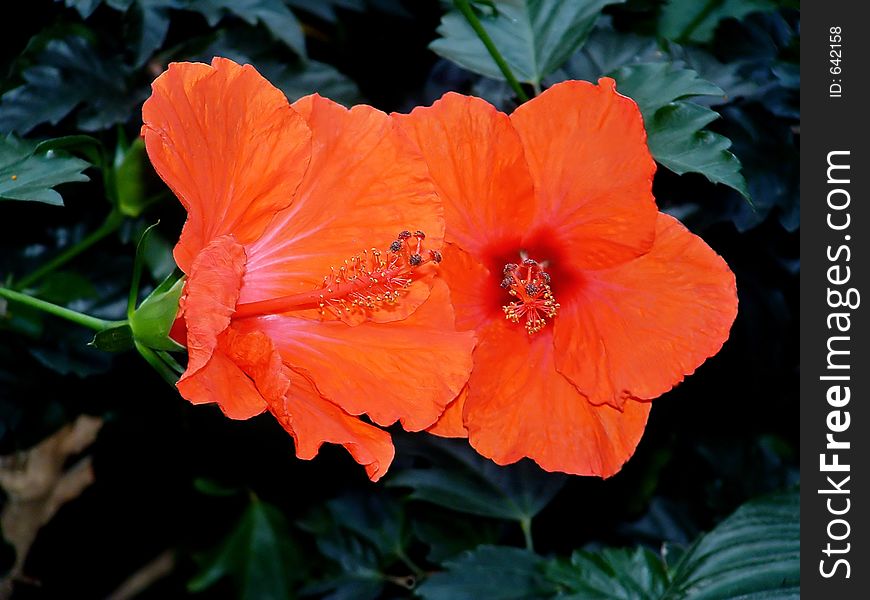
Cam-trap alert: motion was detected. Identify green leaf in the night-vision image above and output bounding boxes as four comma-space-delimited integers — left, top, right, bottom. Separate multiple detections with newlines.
646, 102, 749, 199
188, 497, 303, 598
610, 62, 724, 120
546, 547, 670, 599
130, 273, 184, 351
90, 323, 134, 352
540, 492, 798, 599
659, 0, 778, 44
431, 0, 624, 86
0, 135, 90, 205
0, 36, 138, 135
663, 492, 799, 599
189, 0, 307, 57
417, 545, 555, 600
606, 62, 748, 200
389, 439, 565, 523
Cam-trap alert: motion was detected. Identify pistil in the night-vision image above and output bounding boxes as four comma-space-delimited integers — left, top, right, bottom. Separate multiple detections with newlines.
501, 258, 559, 334
234, 231, 440, 319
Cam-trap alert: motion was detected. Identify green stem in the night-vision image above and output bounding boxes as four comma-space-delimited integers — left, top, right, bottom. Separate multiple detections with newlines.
156, 349, 185, 374
453, 0, 530, 103
0, 287, 122, 332
520, 517, 534, 552
136, 342, 181, 388
15, 209, 124, 291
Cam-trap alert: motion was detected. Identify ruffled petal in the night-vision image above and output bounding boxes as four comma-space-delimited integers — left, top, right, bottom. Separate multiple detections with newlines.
222, 326, 392, 481
142, 57, 311, 272
426, 386, 468, 438
235, 279, 475, 431
395, 93, 537, 255
222, 327, 292, 406
554, 213, 738, 409
510, 78, 658, 270
270, 372, 395, 482
240, 94, 443, 325
464, 320, 651, 477
176, 339, 268, 419
178, 235, 246, 381
174, 235, 266, 418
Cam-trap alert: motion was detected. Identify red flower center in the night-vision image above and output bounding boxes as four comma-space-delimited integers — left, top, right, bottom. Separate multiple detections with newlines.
500, 258, 560, 334
234, 230, 440, 319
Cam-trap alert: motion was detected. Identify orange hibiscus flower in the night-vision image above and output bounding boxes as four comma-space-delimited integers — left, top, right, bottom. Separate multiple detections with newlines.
396, 79, 738, 477
141, 57, 475, 481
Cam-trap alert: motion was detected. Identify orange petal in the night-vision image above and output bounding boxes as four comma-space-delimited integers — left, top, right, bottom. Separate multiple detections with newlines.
465, 320, 651, 477
270, 371, 395, 481
142, 58, 312, 272
235, 279, 475, 431
176, 337, 268, 420
510, 78, 658, 270
436, 242, 495, 331
222, 327, 292, 405
426, 386, 468, 438
221, 327, 392, 481
178, 235, 246, 381
554, 213, 738, 409
240, 94, 443, 324
395, 93, 537, 256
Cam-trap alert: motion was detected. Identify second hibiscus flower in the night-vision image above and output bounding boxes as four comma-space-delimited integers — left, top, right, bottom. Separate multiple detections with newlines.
396, 78, 738, 477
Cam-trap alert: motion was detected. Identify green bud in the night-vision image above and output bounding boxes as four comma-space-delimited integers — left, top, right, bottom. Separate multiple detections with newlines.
130, 274, 185, 351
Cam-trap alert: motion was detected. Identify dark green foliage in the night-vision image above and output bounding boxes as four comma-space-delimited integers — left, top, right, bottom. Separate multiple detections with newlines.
417, 546, 555, 600
0, 135, 90, 204
547, 547, 670, 599
189, 496, 304, 598
188, 0, 307, 57
0, 0, 799, 597
431, 0, 624, 87
609, 62, 725, 117
645, 102, 749, 199
658, 0, 779, 43
0, 36, 139, 134
665, 492, 799, 599
609, 62, 749, 198
389, 438, 566, 523
420, 492, 799, 599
